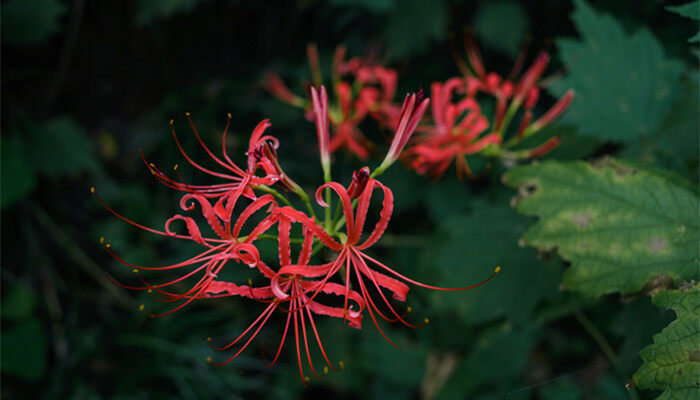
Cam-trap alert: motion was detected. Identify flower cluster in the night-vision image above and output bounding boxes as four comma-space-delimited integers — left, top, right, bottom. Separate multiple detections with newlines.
267, 40, 574, 181
265, 44, 399, 160
403, 38, 575, 179
93, 87, 498, 384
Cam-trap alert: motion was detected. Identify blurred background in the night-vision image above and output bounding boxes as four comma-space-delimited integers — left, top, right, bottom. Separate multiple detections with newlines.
1, 0, 697, 399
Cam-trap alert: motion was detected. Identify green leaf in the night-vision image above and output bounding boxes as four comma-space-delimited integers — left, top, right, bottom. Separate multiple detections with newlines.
1, 285, 37, 320
327, 0, 395, 13
667, 1, 700, 42
633, 284, 700, 399
136, 0, 210, 25
503, 158, 700, 297
1, 0, 66, 45
667, 1, 700, 20
425, 197, 562, 326
472, 0, 529, 57
1, 137, 36, 208
383, 0, 448, 60
27, 117, 99, 178
437, 323, 538, 399
0, 318, 47, 381
549, 0, 684, 143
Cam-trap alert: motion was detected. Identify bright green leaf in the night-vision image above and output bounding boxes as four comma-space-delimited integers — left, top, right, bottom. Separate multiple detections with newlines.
503, 158, 699, 297
1, 0, 66, 45
27, 117, 99, 178
472, 0, 529, 57
383, 0, 448, 60
1, 137, 36, 208
0, 318, 47, 381
633, 284, 700, 399
549, 0, 684, 142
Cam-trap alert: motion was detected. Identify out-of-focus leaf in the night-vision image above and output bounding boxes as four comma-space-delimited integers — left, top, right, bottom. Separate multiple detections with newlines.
472, 0, 529, 57
550, 0, 683, 143
0, 318, 47, 380
27, 117, 99, 178
504, 159, 699, 298
437, 323, 538, 399
1, 0, 66, 45
540, 379, 582, 400
633, 284, 700, 399
1, 137, 36, 208
425, 197, 562, 326
136, 0, 210, 25
383, 0, 448, 60
326, 0, 395, 13
1, 285, 37, 320
667, 1, 700, 42
517, 124, 599, 161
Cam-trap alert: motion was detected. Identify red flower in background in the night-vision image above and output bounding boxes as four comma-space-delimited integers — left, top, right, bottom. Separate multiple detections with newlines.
264, 44, 400, 159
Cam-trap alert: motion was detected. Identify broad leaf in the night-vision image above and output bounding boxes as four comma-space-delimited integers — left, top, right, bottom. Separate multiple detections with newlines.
0, 318, 47, 381
424, 197, 562, 325
549, 0, 683, 143
27, 117, 99, 179
383, 0, 448, 60
667, 1, 700, 42
1, 137, 36, 208
472, 0, 529, 57
633, 284, 699, 399
136, 0, 210, 25
503, 158, 699, 297
1, 0, 66, 45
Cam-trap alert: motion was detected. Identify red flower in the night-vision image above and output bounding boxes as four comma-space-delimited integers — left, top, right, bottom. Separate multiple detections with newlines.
266, 171, 500, 345
407, 78, 500, 179
264, 44, 401, 159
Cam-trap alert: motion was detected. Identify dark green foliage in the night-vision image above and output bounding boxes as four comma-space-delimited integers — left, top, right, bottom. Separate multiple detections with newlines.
2, 0, 697, 399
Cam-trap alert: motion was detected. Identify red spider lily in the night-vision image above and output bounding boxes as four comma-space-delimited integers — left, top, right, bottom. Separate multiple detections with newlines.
406, 78, 499, 180
459, 38, 574, 145
203, 216, 366, 385
93, 189, 279, 317
264, 44, 400, 159
144, 115, 301, 220
265, 171, 500, 346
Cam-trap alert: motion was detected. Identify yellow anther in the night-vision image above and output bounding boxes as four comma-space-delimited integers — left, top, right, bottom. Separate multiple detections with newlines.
169, 119, 174, 125
424, 318, 430, 324
407, 306, 412, 313
248, 278, 252, 286
323, 366, 329, 374
495, 266, 501, 274
149, 163, 155, 168
304, 376, 310, 383
339, 361, 344, 369
206, 356, 212, 363
147, 289, 152, 293
133, 269, 138, 273
206, 337, 212, 342
139, 304, 145, 311
90, 187, 95, 193
227, 113, 232, 119
105, 244, 111, 248
99, 237, 104, 243
174, 164, 178, 171
186, 112, 191, 116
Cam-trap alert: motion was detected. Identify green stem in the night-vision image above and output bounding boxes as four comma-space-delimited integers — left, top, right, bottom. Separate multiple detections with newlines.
575, 310, 639, 400
252, 184, 294, 208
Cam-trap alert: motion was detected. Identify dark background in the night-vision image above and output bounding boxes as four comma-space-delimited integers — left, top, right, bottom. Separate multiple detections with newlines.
1, 0, 697, 399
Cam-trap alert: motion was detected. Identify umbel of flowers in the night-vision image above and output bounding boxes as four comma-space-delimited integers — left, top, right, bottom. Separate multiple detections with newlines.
268, 40, 574, 180
93, 86, 500, 385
